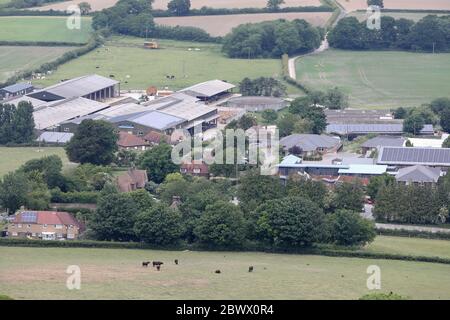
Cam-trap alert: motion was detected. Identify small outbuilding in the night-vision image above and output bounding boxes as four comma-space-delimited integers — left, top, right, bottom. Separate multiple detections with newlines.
227, 96, 287, 112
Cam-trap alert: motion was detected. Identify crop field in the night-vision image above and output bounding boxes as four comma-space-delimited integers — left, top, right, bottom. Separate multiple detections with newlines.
34, 0, 323, 12
296, 49, 450, 108
155, 12, 332, 37
337, 0, 450, 12
0, 46, 75, 83
0, 147, 74, 177
33, 37, 283, 91
349, 11, 448, 22
2, 236, 450, 300
0, 16, 92, 43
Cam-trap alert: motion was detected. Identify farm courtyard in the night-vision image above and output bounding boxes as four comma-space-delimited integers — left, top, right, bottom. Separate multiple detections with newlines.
33, 37, 284, 91
296, 49, 450, 109
2, 236, 450, 300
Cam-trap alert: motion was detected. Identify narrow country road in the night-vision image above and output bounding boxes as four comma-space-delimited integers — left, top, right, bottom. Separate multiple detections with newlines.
375, 223, 450, 234
287, 1, 347, 80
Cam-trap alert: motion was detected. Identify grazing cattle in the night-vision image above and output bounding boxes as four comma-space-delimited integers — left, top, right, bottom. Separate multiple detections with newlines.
156, 265, 161, 271
142, 261, 150, 267
109, 74, 115, 78
174, 259, 179, 265
153, 261, 164, 267
215, 270, 221, 274
248, 266, 254, 273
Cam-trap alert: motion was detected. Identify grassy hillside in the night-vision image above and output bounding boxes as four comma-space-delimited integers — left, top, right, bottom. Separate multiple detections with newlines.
296, 49, 450, 108
0, 16, 92, 43
1, 245, 450, 299
33, 37, 284, 91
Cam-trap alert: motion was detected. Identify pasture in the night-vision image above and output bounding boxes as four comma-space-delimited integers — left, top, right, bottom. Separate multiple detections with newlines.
2, 236, 450, 299
34, 0, 323, 12
0, 16, 92, 43
155, 12, 332, 37
33, 37, 283, 91
337, 0, 450, 12
0, 147, 74, 177
349, 11, 448, 22
296, 49, 450, 108
0, 46, 75, 83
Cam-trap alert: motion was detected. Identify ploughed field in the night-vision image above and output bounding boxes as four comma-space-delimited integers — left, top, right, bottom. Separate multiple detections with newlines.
296, 49, 450, 109
1, 236, 450, 299
32, 0, 323, 12
154, 12, 332, 37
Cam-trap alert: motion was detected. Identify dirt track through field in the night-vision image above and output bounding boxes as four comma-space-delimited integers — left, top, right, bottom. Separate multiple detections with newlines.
33, 0, 322, 12
155, 12, 332, 36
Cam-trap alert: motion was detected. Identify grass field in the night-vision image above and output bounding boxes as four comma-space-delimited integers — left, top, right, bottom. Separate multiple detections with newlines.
0, 16, 92, 43
2, 238, 450, 300
33, 37, 284, 91
0, 46, 75, 83
34, 0, 323, 12
337, 0, 450, 12
155, 12, 332, 37
349, 11, 448, 22
0, 147, 74, 177
296, 49, 450, 108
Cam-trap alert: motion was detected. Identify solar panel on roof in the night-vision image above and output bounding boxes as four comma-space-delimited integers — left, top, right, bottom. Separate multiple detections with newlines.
21, 211, 37, 223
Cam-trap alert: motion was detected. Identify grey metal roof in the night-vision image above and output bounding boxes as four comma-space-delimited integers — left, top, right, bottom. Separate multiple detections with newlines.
35, 74, 118, 99
378, 147, 450, 166
361, 136, 406, 148
33, 97, 109, 129
280, 134, 341, 152
395, 165, 442, 183
1, 82, 33, 93
326, 124, 434, 135
181, 80, 235, 98
109, 110, 185, 131
37, 131, 73, 144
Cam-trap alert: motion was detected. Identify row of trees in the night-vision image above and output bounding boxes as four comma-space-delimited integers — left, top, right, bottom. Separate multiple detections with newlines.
374, 176, 450, 225
239, 77, 286, 97
394, 97, 450, 135
89, 171, 375, 248
92, 0, 212, 41
329, 15, 450, 52
222, 19, 323, 58
0, 101, 35, 145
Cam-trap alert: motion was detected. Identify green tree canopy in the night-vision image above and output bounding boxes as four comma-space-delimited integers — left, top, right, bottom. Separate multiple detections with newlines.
167, 0, 191, 16
138, 143, 179, 183
194, 201, 246, 248
326, 209, 376, 246
134, 203, 183, 245
66, 120, 118, 165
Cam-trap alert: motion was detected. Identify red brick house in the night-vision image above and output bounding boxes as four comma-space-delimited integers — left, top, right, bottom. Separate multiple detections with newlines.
180, 161, 209, 178
118, 131, 149, 151
7, 211, 84, 240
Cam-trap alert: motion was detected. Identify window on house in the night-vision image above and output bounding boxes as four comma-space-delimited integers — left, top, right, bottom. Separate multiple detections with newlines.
55, 224, 63, 229
43, 224, 47, 228
64, 127, 70, 132
17, 224, 22, 228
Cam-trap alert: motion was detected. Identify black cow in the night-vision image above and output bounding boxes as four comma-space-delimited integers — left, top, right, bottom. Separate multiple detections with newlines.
156, 265, 161, 271
215, 270, 221, 274
153, 261, 164, 267
174, 259, 179, 265
248, 266, 254, 273
142, 261, 150, 267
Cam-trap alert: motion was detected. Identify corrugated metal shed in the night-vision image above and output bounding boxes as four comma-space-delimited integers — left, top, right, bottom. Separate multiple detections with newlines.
326, 124, 434, 135
33, 97, 109, 129
110, 110, 186, 131
181, 80, 235, 98
37, 131, 73, 144
338, 164, 388, 175
378, 147, 450, 166
1, 82, 33, 93
33, 74, 118, 99
361, 136, 406, 148
280, 134, 341, 152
